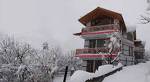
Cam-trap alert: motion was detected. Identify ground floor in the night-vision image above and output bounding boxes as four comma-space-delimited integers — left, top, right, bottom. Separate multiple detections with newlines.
80, 53, 135, 72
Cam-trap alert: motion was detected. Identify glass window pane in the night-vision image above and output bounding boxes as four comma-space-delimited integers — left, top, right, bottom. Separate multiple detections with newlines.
97, 39, 105, 47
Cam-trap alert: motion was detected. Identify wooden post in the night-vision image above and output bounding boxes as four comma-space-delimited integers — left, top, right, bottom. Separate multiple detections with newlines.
63, 66, 68, 82
93, 60, 95, 72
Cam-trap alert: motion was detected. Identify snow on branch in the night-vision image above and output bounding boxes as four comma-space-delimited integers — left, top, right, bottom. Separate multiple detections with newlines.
140, 15, 150, 24
107, 32, 121, 64
140, 1, 150, 24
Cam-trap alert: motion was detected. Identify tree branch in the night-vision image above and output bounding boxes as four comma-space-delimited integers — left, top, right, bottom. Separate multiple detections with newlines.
140, 15, 150, 24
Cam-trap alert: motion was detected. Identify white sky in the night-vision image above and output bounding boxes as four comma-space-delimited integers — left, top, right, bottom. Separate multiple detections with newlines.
0, 0, 149, 51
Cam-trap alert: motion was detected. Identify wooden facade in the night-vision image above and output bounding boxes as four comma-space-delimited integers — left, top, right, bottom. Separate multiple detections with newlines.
74, 7, 145, 72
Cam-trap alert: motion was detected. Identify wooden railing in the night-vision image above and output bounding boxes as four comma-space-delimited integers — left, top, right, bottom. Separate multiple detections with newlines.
76, 48, 109, 55
134, 47, 145, 52
76, 47, 121, 55
82, 24, 119, 33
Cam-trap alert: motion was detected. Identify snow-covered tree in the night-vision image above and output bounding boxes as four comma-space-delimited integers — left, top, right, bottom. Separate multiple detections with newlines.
0, 37, 33, 65
0, 36, 82, 82
140, 0, 150, 24
57, 51, 82, 72
101, 32, 121, 64
29, 43, 62, 82
0, 36, 35, 82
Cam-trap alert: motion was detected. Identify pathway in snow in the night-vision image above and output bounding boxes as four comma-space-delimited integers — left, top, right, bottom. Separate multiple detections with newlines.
103, 61, 150, 82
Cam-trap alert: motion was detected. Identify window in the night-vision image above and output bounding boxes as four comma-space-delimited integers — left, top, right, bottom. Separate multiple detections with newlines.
91, 16, 114, 26
135, 52, 144, 59
84, 40, 89, 48
122, 44, 130, 55
127, 32, 133, 41
88, 39, 109, 48
122, 44, 134, 56
89, 39, 96, 48
96, 39, 106, 47
129, 47, 133, 56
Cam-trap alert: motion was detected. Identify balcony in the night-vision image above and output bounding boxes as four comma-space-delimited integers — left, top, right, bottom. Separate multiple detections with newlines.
82, 24, 119, 33
76, 48, 108, 55
134, 47, 145, 52
76, 47, 121, 55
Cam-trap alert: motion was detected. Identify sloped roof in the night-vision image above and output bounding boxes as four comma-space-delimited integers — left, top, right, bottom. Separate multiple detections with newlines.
79, 7, 127, 31
79, 7, 123, 25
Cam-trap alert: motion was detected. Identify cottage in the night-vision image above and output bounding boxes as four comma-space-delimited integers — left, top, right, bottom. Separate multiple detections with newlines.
74, 7, 145, 72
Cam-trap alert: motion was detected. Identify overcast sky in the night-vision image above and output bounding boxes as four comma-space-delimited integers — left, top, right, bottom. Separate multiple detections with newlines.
0, 0, 149, 51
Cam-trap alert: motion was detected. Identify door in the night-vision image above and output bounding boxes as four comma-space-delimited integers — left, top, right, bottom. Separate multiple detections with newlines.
86, 60, 94, 72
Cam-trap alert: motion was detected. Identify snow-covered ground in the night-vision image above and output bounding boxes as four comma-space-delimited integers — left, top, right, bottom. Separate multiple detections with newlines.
53, 74, 70, 82
103, 61, 150, 82
69, 63, 123, 82
55, 61, 150, 82
53, 76, 70, 82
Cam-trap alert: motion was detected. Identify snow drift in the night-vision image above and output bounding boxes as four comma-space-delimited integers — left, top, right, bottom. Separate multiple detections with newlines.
69, 63, 123, 82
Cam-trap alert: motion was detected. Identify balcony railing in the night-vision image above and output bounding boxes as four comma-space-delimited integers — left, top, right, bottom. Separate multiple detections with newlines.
134, 47, 145, 52
76, 47, 120, 55
82, 24, 119, 33
76, 47, 110, 55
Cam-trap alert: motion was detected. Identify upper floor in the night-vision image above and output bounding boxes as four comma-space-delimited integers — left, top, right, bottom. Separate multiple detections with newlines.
74, 7, 137, 55
74, 7, 135, 42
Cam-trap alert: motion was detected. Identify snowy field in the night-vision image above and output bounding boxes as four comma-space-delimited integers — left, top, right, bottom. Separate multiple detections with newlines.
103, 61, 150, 82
